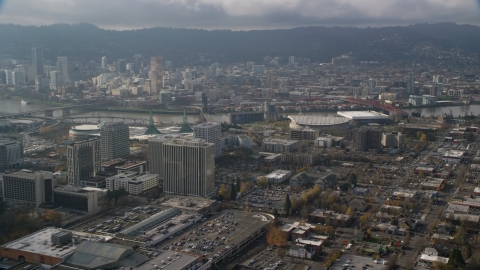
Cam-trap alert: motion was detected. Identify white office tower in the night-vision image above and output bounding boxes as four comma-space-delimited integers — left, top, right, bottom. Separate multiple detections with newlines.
67, 139, 101, 186
289, 56, 295, 65
148, 137, 215, 196
433, 75, 444, 84
193, 122, 221, 158
99, 122, 130, 161
3, 170, 53, 207
57, 56, 70, 82
101, 56, 108, 69
0, 140, 24, 169
50, 70, 63, 90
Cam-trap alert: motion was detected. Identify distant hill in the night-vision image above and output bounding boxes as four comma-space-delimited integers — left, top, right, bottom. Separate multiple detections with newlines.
0, 23, 479, 66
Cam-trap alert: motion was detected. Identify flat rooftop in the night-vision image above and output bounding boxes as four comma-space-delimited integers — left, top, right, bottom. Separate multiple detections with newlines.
162, 196, 217, 210
156, 210, 273, 259
70, 124, 99, 131
137, 251, 200, 270
337, 111, 389, 120
288, 115, 349, 126
1, 228, 76, 259
422, 177, 444, 187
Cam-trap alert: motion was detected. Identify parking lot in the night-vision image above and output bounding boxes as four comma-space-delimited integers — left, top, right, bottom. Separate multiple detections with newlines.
237, 187, 300, 211
329, 254, 386, 270
154, 210, 273, 261
242, 248, 320, 270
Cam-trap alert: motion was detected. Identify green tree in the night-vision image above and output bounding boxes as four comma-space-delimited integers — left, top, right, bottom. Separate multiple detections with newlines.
340, 141, 345, 149
284, 194, 291, 215
448, 248, 465, 267
461, 244, 472, 260
230, 184, 237, 201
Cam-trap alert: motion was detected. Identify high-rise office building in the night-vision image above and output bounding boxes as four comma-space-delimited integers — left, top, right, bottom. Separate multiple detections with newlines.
148, 137, 215, 196
50, 70, 63, 90
12, 70, 25, 86
2, 170, 53, 207
116, 59, 127, 74
101, 56, 107, 69
150, 56, 163, 94
0, 140, 24, 169
133, 54, 142, 74
406, 72, 415, 94
193, 122, 221, 158
57, 56, 70, 82
67, 139, 101, 186
0, 69, 6, 84
32, 47, 44, 77
35, 75, 49, 93
99, 122, 130, 161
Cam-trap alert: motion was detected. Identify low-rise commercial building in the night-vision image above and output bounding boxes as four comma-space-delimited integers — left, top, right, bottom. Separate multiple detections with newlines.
261, 138, 298, 153
53, 185, 99, 213
0, 228, 76, 265
106, 171, 159, 195
263, 170, 293, 184
442, 150, 464, 163
421, 177, 445, 191
290, 128, 320, 141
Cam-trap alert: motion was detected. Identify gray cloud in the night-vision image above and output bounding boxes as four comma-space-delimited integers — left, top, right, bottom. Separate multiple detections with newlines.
0, 0, 478, 29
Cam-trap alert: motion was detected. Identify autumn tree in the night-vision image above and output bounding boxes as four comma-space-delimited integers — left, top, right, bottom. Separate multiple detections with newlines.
266, 226, 287, 247
345, 207, 353, 216
44, 210, 63, 227
218, 184, 231, 201
257, 176, 268, 187
240, 181, 253, 193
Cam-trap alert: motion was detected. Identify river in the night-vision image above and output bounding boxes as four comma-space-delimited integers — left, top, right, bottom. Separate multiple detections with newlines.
2, 99, 480, 124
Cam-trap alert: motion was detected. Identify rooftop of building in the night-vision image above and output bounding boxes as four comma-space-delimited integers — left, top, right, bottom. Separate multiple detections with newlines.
265, 170, 292, 178
136, 251, 200, 270
392, 188, 418, 198
101, 158, 126, 167
63, 240, 148, 269
1, 227, 76, 259
442, 150, 465, 158
70, 124, 100, 131
445, 203, 469, 213
161, 196, 217, 210
4, 169, 50, 179
263, 138, 298, 144
115, 160, 146, 169
107, 171, 157, 182
288, 115, 349, 126
337, 110, 389, 120
422, 177, 445, 186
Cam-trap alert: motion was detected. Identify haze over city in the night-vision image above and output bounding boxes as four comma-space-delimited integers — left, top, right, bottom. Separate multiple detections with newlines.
0, 0, 480, 29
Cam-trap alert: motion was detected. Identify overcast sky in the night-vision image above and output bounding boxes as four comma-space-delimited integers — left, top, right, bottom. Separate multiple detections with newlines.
0, 0, 479, 30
